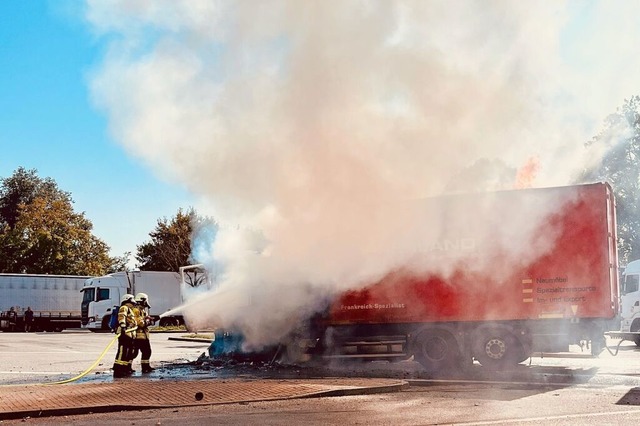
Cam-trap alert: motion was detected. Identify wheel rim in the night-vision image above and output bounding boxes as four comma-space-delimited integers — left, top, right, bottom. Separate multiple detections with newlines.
423, 335, 449, 362
484, 337, 507, 360
413, 330, 461, 371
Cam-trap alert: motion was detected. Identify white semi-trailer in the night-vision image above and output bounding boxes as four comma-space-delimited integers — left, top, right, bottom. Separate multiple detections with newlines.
0, 274, 88, 332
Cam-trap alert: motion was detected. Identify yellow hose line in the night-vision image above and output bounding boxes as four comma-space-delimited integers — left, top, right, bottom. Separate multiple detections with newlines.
0, 327, 140, 387
41, 333, 120, 385
42, 326, 139, 385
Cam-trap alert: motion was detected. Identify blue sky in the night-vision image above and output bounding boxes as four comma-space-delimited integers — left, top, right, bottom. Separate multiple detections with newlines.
0, 1, 195, 264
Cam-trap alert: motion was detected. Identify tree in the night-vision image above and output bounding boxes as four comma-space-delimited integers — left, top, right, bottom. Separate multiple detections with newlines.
135, 208, 217, 272
0, 167, 120, 275
581, 96, 640, 264
108, 251, 131, 274
181, 264, 210, 289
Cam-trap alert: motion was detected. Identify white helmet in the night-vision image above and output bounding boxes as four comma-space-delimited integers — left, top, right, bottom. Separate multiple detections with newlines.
121, 293, 135, 304
135, 292, 150, 306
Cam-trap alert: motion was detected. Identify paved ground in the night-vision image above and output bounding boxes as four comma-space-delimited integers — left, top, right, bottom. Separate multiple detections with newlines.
0, 331, 408, 420
0, 377, 407, 420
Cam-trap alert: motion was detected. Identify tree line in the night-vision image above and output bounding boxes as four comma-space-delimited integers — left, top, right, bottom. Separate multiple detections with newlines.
581, 95, 640, 264
0, 167, 216, 276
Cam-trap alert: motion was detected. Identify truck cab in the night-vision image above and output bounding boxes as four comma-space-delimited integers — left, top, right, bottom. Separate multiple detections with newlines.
81, 270, 185, 331
80, 275, 127, 331
620, 259, 640, 339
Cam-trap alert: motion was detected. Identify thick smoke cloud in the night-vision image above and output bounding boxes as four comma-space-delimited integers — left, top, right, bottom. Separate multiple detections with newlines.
86, 1, 640, 347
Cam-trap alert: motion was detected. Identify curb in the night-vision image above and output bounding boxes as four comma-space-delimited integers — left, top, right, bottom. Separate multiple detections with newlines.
167, 337, 212, 343
304, 381, 410, 398
0, 378, 407, 420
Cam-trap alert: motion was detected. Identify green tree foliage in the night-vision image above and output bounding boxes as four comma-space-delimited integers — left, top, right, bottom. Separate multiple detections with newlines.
582, 96, 640, 264
0, 167, 120, 275
136, 208, 216, 272
109, 252, 131, 274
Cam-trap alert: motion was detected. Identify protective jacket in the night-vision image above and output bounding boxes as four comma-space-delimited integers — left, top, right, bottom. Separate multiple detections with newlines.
118, 301, 138, 338
134, 305, 150, 340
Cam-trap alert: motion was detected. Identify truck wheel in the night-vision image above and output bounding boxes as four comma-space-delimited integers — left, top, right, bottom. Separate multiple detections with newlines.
591, 336, 606, 356
412, 329, 461, 373
473, 329, 522, 370
101, 316, 111, 331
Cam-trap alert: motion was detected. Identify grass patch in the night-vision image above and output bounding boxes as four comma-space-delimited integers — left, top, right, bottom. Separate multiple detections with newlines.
149, 325, 187, 333
181, 333, 214, 340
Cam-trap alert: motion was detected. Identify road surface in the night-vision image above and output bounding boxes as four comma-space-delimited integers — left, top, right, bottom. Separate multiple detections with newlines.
3, 332, 640, 424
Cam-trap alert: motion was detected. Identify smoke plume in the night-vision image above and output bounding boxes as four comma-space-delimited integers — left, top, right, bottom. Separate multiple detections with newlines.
86, 1, 640, 347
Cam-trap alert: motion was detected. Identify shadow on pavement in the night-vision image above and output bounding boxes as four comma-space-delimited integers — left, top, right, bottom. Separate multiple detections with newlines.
617, 387, 640, 406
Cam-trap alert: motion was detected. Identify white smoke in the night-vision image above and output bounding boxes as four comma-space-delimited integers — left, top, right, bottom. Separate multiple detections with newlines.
86, 0, 640, 347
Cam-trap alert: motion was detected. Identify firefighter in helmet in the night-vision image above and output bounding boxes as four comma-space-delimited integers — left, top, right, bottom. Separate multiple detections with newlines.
112, 294, 137, 378
133, 292, 155, 373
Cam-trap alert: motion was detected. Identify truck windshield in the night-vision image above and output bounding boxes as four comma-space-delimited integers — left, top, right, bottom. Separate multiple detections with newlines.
624, 274, 640, 295
82, 288, 95, 303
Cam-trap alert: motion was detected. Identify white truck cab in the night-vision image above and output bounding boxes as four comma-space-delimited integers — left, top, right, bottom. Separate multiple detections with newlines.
80, 273, 129, 330
620, 259, 640, 342
80, 271, 183, 331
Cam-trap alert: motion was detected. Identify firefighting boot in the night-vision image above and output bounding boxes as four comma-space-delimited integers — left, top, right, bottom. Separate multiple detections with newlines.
113, 364, 128, 378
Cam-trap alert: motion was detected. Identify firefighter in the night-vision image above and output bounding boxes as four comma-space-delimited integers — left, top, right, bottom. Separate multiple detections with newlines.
133, 292, 155, 373
112, 294, 137, 378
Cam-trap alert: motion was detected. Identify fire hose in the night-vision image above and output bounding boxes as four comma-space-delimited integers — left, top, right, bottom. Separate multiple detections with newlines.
0, 327, 139, 387
40, 326, 139, 385
604, 337, 626, 357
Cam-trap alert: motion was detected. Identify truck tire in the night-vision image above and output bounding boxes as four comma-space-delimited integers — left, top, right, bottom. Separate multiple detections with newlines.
590, 336, 606, 356
473, 328, 523, 370
631, 320, 640, 347
101, 316, 111, 331
411, 329, 461, 373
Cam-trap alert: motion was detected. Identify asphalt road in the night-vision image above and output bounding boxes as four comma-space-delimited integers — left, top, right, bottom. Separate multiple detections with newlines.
3, 332, 640, 424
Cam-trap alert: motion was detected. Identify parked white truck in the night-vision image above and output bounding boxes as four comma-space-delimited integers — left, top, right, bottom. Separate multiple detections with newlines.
617, 259, 640, 345
0, 274, 89, 332
80, 270, 184, 331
